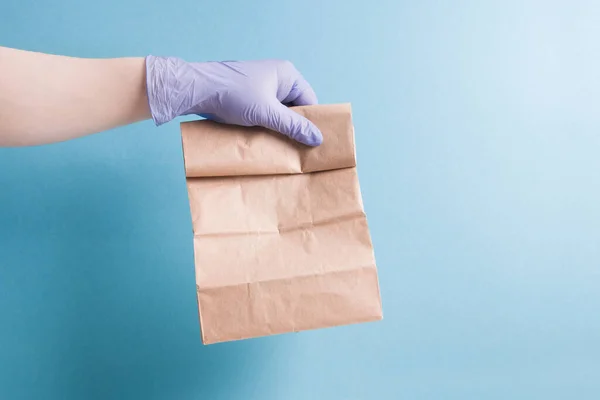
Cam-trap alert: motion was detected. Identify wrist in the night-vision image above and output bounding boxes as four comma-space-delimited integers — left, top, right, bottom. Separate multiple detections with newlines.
145, 55, 188, 125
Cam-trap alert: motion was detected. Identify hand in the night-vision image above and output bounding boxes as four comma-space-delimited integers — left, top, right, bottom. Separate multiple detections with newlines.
145, 56, 323, 146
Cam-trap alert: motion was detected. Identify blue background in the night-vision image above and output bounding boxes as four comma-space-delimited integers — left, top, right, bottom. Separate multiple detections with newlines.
1, 0, 600, 399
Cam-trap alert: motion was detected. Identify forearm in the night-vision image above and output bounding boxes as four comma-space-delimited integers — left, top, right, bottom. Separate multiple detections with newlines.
0, 46, 151, 146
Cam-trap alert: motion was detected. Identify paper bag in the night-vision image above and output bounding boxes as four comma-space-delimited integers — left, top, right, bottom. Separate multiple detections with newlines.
180, 103, 382, 344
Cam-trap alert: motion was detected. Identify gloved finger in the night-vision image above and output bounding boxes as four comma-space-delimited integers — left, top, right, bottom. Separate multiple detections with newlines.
287, 84, 319, 107
256, 102, 323, 146
281, 74, 319, 106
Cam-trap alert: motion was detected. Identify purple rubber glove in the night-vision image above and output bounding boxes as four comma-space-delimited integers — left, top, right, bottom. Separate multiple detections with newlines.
145, 56, 323, 146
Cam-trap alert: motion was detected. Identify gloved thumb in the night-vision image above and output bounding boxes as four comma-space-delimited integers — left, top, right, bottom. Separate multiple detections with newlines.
257, 103, 323, 146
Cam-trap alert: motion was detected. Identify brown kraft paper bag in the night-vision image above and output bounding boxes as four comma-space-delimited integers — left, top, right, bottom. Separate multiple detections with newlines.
180, 103, 382, 344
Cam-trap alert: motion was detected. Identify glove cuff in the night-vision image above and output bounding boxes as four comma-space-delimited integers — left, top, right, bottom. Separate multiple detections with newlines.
145, 55, 181, 126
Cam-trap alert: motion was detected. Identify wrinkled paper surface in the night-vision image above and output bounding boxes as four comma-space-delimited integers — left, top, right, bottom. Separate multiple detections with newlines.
181, 103, 382, 344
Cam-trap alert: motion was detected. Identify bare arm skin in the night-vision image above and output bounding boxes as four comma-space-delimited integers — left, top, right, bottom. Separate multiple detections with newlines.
0, 46, 151, 146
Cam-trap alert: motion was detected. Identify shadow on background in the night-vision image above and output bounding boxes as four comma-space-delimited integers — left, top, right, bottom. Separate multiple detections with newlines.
0, 146, 271, 400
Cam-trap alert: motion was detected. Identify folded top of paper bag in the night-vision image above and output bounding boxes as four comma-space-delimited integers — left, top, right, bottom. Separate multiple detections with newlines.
180, 103, 356, 177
